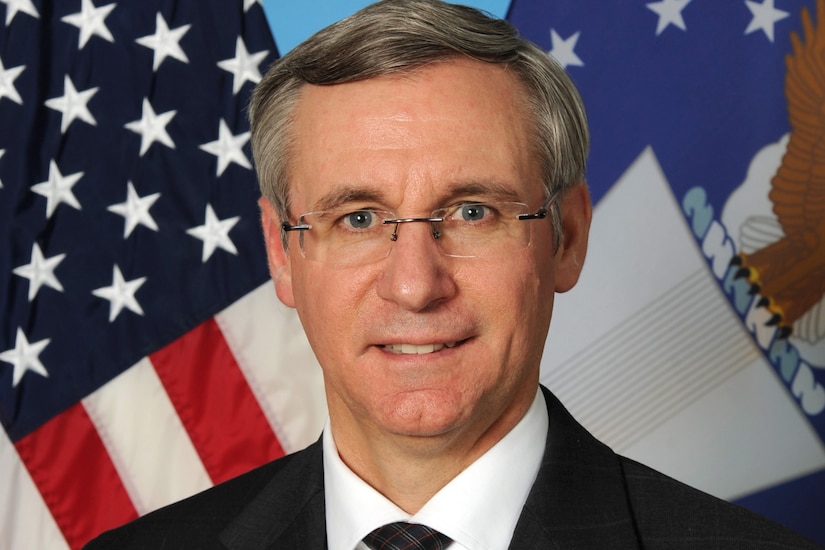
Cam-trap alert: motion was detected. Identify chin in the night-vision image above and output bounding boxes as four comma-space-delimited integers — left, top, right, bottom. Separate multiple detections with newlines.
380, 390, 468, 438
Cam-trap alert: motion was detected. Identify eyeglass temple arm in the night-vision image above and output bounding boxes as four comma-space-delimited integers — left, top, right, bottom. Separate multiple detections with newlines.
517, 189, 563, 220
281, 221, 310, 232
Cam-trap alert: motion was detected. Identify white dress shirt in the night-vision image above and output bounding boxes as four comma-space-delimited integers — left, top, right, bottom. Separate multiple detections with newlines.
324, 388, 548, 550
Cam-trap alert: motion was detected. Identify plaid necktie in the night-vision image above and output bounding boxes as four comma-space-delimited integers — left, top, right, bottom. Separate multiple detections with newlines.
363, 522, 453, 550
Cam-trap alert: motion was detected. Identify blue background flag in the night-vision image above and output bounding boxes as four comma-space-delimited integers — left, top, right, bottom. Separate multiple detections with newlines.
503, 0, 825, 543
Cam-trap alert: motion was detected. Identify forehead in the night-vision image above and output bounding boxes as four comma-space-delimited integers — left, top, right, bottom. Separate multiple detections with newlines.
287, 59, 541, 211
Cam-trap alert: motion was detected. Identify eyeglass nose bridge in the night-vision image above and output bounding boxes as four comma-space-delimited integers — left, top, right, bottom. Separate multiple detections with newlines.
382, 216, 445, 242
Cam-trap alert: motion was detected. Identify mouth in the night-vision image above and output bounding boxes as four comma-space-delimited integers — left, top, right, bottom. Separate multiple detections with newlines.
382, 341, 460, 355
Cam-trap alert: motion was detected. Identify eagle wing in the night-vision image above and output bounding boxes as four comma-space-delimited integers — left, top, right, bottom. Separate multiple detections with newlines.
770, 0, 825, 235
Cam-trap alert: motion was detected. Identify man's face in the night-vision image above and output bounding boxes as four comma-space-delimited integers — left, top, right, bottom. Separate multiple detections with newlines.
261, 59, 590, 453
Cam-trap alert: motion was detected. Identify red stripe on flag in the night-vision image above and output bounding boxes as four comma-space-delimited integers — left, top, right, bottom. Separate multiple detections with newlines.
14, 402, 138, 549
150, 317, 285, 484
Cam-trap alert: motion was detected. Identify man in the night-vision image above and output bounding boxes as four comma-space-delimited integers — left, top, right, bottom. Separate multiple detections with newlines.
86, 1, 822, 548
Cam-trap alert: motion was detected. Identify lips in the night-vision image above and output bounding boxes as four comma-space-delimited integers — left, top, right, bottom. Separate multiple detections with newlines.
383, 342, 458, 354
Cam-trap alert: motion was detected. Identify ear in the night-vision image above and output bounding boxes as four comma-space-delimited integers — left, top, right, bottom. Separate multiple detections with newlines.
553, 183, 592, 293
259, 197, 296, 308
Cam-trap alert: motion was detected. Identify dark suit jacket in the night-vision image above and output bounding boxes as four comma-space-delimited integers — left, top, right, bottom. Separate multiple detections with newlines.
85, 387, 822, 549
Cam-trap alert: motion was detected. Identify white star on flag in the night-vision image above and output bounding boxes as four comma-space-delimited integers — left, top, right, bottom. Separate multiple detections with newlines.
745, 0, 790, 42
13, 243, 66, 301
647, 0, 691, 35
135, 12, 191, 71
0, 58, 25, 105
199, 119, 252, 176
1, 0, 39, 27
124, 98, 177, 156
92, 265, 147, 322
60, 0, 116, 50
549, 29, 584, 69
217, 37, 269, 94
44, 75, 99, 134
186, 204, 240, 262
107, 181, 161, 238
0, 328, 50, 387
30, 160, 84, 218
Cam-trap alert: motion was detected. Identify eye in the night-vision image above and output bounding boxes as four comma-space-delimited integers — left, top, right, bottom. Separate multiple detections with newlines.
459, 204, 489, 222
343, 210, 375, 229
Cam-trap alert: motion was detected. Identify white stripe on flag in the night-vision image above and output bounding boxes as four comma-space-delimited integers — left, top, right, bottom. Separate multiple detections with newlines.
216, 282, 327, 454
0, 426, 69, 550
83, 357, 212, 516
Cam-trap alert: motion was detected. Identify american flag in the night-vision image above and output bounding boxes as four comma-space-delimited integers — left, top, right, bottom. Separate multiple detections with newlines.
0, 1, 326, 548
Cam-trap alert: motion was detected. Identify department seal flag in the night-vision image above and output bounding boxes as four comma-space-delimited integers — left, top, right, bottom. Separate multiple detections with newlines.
505, 0, 825, 544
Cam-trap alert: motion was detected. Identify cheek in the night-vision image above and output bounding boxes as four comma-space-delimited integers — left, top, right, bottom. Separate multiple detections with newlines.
290, 263, 376, 353
456, 260, 539, 355
474, 251, 550, 310
489, 251, 556, 353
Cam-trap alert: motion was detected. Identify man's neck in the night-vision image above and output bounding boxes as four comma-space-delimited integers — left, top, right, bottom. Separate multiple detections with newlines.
328, 396, 533, 514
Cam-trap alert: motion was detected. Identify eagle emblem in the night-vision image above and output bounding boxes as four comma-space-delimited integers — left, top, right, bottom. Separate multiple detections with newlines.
733, 0, 825, 343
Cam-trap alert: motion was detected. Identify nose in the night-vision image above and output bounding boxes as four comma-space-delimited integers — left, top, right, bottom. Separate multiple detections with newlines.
376, 221, 457, 312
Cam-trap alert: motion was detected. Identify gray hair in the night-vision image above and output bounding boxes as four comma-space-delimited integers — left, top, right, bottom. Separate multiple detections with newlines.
249, 0, 589, 247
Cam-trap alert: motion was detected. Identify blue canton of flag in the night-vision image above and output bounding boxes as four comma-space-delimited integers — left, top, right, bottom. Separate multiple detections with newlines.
0, 0, 271, 443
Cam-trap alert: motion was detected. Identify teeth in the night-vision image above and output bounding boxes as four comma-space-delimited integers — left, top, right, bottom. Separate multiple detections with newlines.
384, 342, 457, 354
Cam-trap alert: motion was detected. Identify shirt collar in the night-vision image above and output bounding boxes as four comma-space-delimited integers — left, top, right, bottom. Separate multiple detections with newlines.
324, 387, 548, 550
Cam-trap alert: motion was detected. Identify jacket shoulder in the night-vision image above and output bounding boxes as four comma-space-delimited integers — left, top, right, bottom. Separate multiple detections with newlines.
84, 441, 324, 549
621, 457, 822, 549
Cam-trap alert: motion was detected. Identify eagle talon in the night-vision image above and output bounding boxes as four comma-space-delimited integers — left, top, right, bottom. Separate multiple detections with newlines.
766, 313, 783, 326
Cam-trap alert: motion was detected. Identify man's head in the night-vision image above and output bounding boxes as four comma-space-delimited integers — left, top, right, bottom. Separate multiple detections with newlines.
251, 0, 591, 469
249, 0, 588, 248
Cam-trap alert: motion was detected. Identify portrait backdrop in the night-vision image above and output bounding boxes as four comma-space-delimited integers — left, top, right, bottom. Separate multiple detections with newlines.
0, 0, 823, 548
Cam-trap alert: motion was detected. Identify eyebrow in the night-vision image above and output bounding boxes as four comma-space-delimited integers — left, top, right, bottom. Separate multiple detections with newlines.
312, 187, 387, 212
442, 182, 523, 203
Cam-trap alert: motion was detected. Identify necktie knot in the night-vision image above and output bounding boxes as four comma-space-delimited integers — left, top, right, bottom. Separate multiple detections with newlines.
363, 522, 452, 550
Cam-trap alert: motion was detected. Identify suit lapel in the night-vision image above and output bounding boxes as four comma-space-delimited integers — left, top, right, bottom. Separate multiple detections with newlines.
219, 440, 328, 550
509, 387, 641, 549
215, 387, 641, 549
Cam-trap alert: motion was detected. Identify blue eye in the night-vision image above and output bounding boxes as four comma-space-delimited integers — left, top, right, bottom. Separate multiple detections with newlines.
460, 204, 487, 221
344, 211, 374, 229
